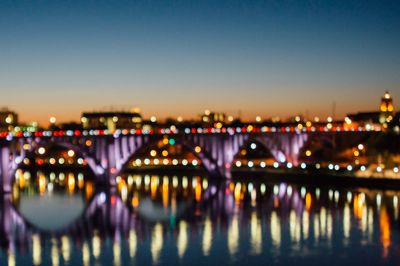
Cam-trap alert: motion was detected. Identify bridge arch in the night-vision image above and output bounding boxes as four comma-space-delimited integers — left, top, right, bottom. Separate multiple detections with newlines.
113, 135, 223, 180
12, 140, 105, 181
233, 137, 285, 166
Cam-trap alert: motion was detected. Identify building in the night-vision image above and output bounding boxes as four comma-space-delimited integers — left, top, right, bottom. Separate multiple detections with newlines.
379, 91, 394, 124
0, 108, 18, 131
81, 110, 142, 131
347, 91, 396, 127
201, 110, 226, 127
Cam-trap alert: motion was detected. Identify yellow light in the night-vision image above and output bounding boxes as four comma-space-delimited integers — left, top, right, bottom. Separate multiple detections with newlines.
5, 115, 13, 124
297, 124, 303, 130
49, 117, 57, 124
68, 174, 75, 193
354, 150, 360, 157
162, 150, 168, 157
195, 146, 202, 153
132, 193, 139, 208
38, 174, 46, 195
305, 150, 312, 157
306, 121, 312, 127
150, 150, 157, 157
162, 138, 169, 145
305, 193, 312, 210
85, 140, 92, 147
215, 122, 223, 129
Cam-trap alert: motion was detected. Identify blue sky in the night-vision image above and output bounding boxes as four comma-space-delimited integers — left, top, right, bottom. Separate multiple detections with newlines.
0, 0, 399, 124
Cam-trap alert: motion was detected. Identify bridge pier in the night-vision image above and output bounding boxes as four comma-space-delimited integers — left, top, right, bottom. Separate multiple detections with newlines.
0, 146, 13, 193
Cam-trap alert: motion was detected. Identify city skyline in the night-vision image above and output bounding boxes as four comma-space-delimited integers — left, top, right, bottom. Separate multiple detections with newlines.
1, 0, 399, 124
1, 90, 397, 125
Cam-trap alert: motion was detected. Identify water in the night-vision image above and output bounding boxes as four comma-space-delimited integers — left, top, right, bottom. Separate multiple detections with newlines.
1, 170, 400, 265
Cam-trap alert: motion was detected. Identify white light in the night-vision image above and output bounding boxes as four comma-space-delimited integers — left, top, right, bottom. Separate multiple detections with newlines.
235, 161, 242, 167
346, 165, 353, 171
182, 159, 188, 166
377, 166, 382, 173
172, 159, 179, 166
300, 187, 306, 198
334, 165, 340, 171
376, 194, 382, 207
328, 164, 334, 170
248, 161, 254, 168
192, 160, 198, 166
394, 167, 399, 173
334, 191, 339, 202
260, 162, 266, 168
273, 185, 279, 195
260, 184, 266, 194
360, 165, 366, 171
286, 162, 293, 169
250, 143, 257, 150
248, 183, 253, 192
38, 147, 46, 155
47, 183, 54, 192
144, 158, 150, 165
287, 186, 292, 197
300, 163, 306, 169
347, 192, 352, 202
329, 190, 333, 200
315, 163, 321, 169
67, 150, 75, 157
273, 162, 279, 168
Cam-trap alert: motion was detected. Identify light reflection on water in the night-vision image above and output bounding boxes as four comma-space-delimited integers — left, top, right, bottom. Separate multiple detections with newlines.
1, 170, 400, 265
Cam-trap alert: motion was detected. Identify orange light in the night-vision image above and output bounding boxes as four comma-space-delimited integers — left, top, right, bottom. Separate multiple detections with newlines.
305, 193, 312, 210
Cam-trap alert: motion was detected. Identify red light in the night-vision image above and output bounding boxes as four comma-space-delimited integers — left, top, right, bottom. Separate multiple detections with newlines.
111, 195, 116, 205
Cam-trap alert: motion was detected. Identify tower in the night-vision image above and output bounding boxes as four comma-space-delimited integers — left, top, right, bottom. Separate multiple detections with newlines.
379, 91, 394, 124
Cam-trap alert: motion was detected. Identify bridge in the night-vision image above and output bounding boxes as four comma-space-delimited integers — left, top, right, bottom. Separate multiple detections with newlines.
0, 126, 377, 192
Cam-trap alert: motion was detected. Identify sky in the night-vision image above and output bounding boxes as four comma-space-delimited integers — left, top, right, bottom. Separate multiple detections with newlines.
0, 0, 399, 125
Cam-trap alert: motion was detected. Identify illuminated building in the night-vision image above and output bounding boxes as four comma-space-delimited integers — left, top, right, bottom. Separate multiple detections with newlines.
201, 110, 226, 127
347, 91, 396, 127
0, 108, 18, 131
379, 91, 394, 124
81, 109, 142, 131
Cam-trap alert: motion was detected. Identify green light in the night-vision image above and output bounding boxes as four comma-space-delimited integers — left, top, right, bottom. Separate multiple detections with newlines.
169, 138, 176, 145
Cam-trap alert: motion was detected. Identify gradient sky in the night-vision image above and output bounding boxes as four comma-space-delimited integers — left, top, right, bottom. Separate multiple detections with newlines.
1, 0, 399, 125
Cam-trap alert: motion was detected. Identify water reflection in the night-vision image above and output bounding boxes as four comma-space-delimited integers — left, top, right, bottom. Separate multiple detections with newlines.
1, 170, 400, 265
12, 170, 91, 231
